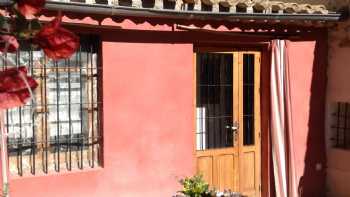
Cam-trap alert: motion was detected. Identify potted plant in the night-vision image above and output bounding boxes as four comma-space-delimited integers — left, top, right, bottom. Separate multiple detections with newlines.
178, 174, 212, 197
176, 174, 243, 197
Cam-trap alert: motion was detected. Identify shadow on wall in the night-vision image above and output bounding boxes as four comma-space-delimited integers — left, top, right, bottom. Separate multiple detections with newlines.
297, 38, 327, 197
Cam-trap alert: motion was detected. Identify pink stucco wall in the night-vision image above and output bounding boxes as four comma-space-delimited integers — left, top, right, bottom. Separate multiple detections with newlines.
0, 15, 329, 197
326, 21, 350, 197
9, 42, 195, 197
288, 40, 328, 197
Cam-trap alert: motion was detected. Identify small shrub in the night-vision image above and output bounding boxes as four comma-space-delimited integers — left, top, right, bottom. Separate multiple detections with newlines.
178, 174, 211, 197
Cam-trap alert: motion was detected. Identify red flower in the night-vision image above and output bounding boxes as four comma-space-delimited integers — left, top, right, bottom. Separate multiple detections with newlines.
33, 16, 79, 60
0, 67, 38, 110
17, 0, 45, 16
0, 35, 19, 53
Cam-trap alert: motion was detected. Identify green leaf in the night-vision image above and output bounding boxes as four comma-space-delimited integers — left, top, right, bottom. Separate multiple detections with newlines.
30, 19, 41, 31
13, 17, 42, 39
0, 15, 11, 33
0, 15, 6, 28
179, 174, 210, 197
12, 7, 26, 21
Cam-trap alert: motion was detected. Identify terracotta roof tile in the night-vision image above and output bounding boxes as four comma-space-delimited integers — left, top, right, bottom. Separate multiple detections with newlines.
57, 0, 333, 14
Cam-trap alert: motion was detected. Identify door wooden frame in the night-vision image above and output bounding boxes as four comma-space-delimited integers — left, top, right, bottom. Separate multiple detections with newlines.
194, 51, 240, 191
193, 46, 268, 197
238, 51, 261, 197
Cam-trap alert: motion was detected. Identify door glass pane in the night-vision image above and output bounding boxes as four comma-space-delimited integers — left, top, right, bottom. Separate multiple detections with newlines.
196, 53, 233, 150
243, 54, 255, 146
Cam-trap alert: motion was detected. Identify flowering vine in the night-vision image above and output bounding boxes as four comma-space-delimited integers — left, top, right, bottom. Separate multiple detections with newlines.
1, 0, 79, 60
0, 1, 80, 196
0, 0, 80, 109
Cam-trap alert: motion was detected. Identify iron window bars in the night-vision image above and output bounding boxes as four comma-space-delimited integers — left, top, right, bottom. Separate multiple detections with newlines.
331, 102, 350, 149
196, 53, 234, 150
1, 35, 102, 176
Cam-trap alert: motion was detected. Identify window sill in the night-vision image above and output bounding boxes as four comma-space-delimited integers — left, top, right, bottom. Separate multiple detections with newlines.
10, 166, 103, 180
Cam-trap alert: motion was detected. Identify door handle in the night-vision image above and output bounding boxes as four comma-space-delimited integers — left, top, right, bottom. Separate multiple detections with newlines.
225, 126, 238, 131
226, 122, 239, 131
226, 122, 239, 143
231, 126, 238, 131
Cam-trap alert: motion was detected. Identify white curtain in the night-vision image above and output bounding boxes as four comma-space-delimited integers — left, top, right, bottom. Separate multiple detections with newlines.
270, 40, 298, 197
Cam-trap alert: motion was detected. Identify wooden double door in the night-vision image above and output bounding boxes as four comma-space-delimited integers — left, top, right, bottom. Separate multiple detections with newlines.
195, 51, 261, 197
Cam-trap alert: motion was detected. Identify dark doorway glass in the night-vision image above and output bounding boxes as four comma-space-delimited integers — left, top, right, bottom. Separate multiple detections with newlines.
243, 54, 255, 146
196, 53, 234, 150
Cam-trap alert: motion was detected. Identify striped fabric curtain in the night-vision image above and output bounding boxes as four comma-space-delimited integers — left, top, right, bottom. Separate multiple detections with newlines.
270, 40, 298, 197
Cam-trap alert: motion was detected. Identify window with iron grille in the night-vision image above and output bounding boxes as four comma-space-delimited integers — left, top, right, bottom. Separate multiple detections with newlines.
1, 35, 102, 176
331, 102, 350, 150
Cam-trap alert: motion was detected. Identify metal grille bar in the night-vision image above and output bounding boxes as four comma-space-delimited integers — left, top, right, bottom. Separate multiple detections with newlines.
1, 35, 102, 176
331, 102, 350, 149
196, 53, 234, 150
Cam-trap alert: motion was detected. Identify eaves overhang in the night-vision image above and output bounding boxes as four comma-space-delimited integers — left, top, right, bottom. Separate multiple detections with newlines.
43, 1, 342, 22
0, 0, 344, 29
